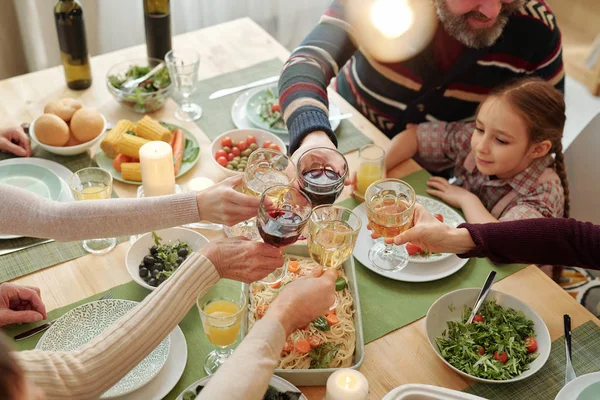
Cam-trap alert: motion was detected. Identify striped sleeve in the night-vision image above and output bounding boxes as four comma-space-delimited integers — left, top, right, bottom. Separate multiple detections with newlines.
279, 1, 357, 153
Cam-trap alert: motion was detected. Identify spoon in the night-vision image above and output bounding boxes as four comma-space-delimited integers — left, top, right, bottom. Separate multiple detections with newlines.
466, 271, 496, 324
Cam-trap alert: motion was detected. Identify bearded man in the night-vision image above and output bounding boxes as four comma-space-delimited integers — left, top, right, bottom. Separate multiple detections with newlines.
280, 0, 564, 169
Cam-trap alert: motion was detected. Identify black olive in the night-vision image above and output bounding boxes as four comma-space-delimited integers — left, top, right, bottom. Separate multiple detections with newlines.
148, 278, 158, 287
158, 275, 167, 284
151, 269, 160, 278
178, 248, 189, 258
150, 245, 159, 255
139, 262, 145, 270
139, 267, 149, 278
154, 262, 164, 271
177, 257, 185, 265
143, 255, 155, 266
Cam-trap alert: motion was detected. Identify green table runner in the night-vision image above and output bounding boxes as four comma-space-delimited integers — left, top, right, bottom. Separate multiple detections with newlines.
337, 169, 526, 343
464, 321, 600, 399
180, 59, 373, 154
0, 149, 126, 283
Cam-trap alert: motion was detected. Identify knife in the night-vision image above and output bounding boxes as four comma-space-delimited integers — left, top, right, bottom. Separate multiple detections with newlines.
208, 75, 279, 100
0, 239, 55, 257
564, 314, 577, 385
14, 321, 55, 341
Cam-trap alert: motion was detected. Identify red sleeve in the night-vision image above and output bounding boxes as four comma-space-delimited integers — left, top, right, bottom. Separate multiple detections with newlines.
458, 218, 600, 269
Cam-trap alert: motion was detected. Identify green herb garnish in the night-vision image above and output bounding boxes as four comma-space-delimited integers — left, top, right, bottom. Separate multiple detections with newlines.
313, 316, 330, 331
309, 342, 341, 369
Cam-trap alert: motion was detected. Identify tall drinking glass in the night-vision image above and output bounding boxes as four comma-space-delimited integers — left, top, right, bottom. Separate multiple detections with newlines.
165, 48, 202, 121
365, 178, 416, 272
224, 149, 297, 240
69, 167, 117, 254
296, 147, 348, 206
257, 185, 312, 284
354, 144, 385, 201
197, 281, 247, 375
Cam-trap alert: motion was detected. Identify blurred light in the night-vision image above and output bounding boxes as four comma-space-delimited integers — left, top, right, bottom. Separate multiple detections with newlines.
370, 0, 413, 39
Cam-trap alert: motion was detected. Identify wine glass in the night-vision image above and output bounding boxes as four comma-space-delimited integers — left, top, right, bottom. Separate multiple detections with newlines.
165, 48, 202, 121
257, 185, 312, 284
365, 178, 416, 272
354, 144, 385, 201
296, 147, 348, 206
307, 205, 362, 309
68, 167, 117, 254
197, 281, 247, 375
224, 149, 297, 240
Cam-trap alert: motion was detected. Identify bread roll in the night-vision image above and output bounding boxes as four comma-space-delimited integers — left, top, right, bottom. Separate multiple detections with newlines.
70, 108, 105, 143
34, 114, 70, 146
65, 133, 82, 147
44, 98, 83, 121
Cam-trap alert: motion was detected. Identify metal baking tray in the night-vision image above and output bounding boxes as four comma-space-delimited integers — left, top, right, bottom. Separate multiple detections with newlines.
244, 245, 365, 386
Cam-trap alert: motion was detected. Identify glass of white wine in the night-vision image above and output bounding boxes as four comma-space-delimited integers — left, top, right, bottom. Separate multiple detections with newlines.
365, 178, 416, 272
69, 167, 117, 254
224, 149, 297, 240
307, 205, 362, 309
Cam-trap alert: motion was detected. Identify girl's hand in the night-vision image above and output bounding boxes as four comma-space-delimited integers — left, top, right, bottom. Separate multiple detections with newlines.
426, 177, 473, 208
0, 126, 31, 157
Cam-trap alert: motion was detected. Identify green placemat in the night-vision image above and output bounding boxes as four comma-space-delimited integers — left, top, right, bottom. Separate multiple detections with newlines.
0, 149, 126, 283
3, 280, 219, 400
337, 169, 527, 343
180, 58, 373, 154
464, 321, 600, 399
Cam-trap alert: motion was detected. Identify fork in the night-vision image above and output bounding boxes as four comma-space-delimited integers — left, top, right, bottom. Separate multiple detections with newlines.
14, 292, 114, 341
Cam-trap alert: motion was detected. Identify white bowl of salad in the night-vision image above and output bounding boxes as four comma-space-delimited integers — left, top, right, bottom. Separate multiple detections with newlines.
425, 288, 551, 384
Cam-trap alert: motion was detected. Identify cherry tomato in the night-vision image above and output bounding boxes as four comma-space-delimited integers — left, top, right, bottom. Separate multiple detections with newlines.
406, 243, 423, 256
238, 140, 248, 151
494, 351, 508, 364
231, 146, 241, 157
227, 152, 235, 161
478, 346, 485, 355
282, 340, 293, 355
271, 103, 281, 112
472, 314, 485, 323
221, 136, 233, 148
216, 156, 228, 167
308, 335, 323, 349
268, 143, 281, 151
262, 140, 273, 149
215, 150, 227, 159
247, 135, 257, 145
525, 337, 538, 353
434, 214, 444, 223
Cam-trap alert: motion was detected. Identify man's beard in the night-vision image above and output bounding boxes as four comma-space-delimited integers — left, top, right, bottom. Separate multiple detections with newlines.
434, 0, 525, 49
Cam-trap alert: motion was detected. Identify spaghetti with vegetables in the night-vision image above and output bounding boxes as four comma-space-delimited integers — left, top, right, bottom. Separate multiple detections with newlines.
249, 256, 356, 369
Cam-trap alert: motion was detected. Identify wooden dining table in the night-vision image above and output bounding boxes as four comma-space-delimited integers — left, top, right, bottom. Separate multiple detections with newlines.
1, 18, 598, 400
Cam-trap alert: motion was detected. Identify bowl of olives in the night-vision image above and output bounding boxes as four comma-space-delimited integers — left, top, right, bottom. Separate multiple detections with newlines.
126, 228, 209, 290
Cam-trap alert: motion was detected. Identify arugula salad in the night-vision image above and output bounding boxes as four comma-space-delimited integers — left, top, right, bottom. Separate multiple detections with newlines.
436, 300, 539, 380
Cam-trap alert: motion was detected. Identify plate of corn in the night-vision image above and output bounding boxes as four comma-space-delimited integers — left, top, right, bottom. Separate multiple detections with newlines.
96, 116, 200, 184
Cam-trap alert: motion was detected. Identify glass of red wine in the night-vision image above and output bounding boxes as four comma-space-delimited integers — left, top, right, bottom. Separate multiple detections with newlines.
257, 185, 312, 284
297, 147, 348, 206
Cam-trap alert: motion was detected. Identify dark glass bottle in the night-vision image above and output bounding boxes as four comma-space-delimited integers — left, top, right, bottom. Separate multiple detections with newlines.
54, 0, 92, 90
143, 0, 172, 60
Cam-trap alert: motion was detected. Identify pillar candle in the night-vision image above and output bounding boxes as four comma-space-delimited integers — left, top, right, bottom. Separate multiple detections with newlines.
139, 141, 176, 197
325, 369, 369, 400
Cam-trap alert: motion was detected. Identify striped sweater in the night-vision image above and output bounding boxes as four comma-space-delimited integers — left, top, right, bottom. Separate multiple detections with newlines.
280, 0, 564, 154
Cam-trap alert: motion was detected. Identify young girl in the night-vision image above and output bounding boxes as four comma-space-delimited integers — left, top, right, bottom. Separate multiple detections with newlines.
386, 78, 569, 223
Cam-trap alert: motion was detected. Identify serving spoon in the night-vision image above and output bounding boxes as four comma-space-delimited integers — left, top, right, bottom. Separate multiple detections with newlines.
466, 271, 497, 324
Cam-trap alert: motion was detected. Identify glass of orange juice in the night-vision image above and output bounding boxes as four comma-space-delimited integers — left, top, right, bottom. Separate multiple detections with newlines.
69, 167, 117, 254
354, 144, 385, 201
197, 281, 247, 374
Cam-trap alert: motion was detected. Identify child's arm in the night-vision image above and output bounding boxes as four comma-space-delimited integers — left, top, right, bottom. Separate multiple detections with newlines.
459, 193, 499, 223
385, 125, 418, 172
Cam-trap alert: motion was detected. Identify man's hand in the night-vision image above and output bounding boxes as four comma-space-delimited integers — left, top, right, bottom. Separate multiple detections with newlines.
0, 283, 47, 327
291, 131, 350, 186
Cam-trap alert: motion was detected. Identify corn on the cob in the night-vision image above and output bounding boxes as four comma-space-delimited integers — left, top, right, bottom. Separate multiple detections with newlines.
115, 134, 150, 158
121, 162, 142, 182
100, 119, 134, 158
133, 116, 172, 142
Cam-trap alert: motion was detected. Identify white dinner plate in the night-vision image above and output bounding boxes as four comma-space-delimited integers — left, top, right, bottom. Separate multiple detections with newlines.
352, 198, 469, 282
114, 325, 188, 400
0, 158, 74, 239
383, 383, 487, 399
555, 372, 600, 400
176, 374, 307, 400
231, 86, 342, 145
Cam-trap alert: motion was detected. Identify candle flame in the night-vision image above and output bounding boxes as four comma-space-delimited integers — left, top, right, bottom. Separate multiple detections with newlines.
370, 0, 413, 39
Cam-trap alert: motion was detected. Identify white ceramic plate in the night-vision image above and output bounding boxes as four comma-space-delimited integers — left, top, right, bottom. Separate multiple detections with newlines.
0, 158, 74, 240
408, 196, 466, 264
176, 374, 307, 400
383, 383, 487, 399
231, 86, 342, 144
126, 228, 209, 291
113, 325, 187, 400
425, 288, 551, 384
555, 372, 600, 400
352, 201, 469, 282
37, 299, 170, 398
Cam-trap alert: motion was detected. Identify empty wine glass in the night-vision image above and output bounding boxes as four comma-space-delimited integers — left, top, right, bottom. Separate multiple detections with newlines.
365, 178, 416, 272
165, 48, 202, 121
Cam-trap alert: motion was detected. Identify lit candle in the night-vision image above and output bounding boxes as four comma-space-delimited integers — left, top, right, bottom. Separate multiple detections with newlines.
139, 141, 176, 197
325, 369, 369, 400
187, 177, 215, 192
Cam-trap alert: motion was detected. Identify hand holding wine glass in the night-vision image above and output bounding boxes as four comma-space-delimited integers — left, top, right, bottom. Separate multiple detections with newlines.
296, 147, 348, 206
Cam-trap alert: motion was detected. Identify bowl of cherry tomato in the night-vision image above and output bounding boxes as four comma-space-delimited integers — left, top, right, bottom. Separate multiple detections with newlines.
210, 128, 287, 176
